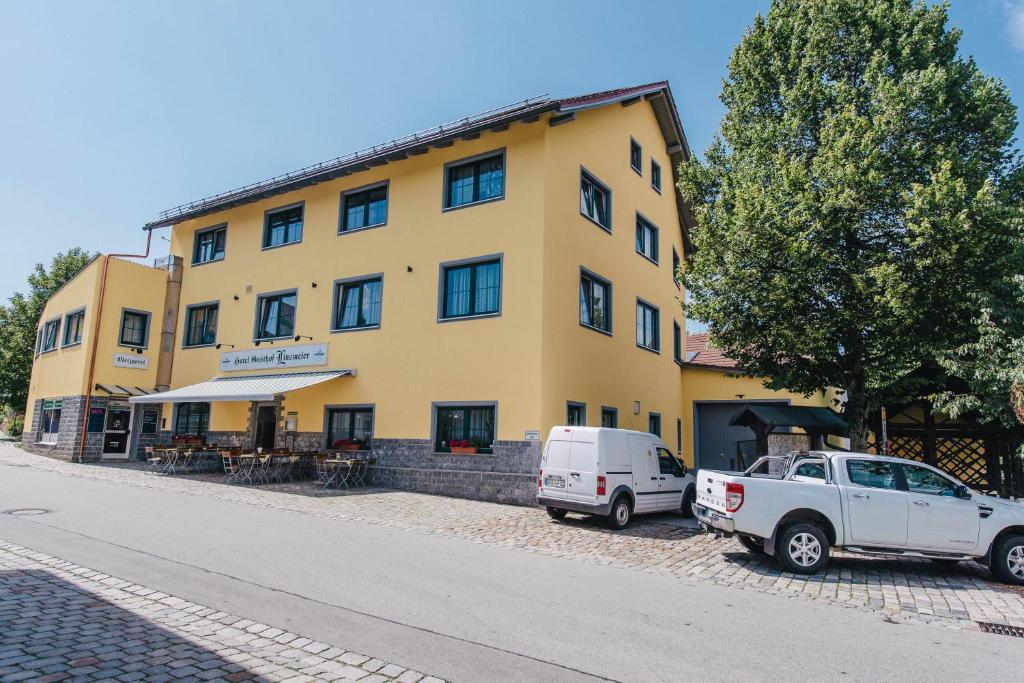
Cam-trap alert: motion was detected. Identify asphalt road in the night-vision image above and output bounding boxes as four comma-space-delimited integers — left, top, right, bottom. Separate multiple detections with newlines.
1, 461, 1022, 682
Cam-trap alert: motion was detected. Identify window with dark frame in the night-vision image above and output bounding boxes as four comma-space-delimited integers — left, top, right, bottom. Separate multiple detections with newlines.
630, 139, 642, 173
341, 185, 388, 232
648, 413, 661, 437
636, 300, 659, 351
651, 159, 662, 191
579, 271, 611, 333
435, 405, 495, 453
441, 259, 501, 319
567, 402, 585, 426
38, 399, 62, 443
580, 171, 611, 230
40, 318, 60, 352
333, 278, 382, 330
119, 310, 149, 348
255, 292, 297, 340
676, 418, 682, 453
184, 304, 219, 347
635, 215, 659, 263
445, 153, 504, 208
193, 226, 226, 264
672, 249, 681, 289
326, 407, 374, 450
175, 402, 210, 437
601, 407, 618, 428
35, 328, 41, 355
263, 205, 303, 248
673, 321, 682, 363
63, 309, 85, 346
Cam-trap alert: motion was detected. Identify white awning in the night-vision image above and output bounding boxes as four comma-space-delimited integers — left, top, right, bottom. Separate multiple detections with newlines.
129, 369, 356, 404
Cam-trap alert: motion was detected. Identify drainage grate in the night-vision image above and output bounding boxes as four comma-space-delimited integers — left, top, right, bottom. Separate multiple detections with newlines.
978, 621, 1024, 638
1, 508, 52, 516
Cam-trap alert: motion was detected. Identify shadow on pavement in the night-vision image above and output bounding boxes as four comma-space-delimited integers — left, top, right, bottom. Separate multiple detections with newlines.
0, 568, 265, 682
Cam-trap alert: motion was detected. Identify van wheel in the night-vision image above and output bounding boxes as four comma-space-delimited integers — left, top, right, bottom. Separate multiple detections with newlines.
680, 487, 696, 518
738, 535, 766, 555
606, 496, 632, 530
775, 523, 829, 574
546, 507, 567, 520
990, 534, 1024, 585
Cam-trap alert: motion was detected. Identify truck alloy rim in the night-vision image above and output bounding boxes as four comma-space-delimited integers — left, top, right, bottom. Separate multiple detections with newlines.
788, 533, 821, 567
1009, 546, 1024, 580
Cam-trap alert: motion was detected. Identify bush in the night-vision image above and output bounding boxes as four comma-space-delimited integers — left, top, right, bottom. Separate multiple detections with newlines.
6, 415, 23, 438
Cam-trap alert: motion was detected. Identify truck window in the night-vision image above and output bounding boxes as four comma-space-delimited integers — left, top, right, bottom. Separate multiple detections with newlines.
793, 461, 826, 480
657, 447, 684, 476
846, 460, 898, 490
902, 463, 956, 496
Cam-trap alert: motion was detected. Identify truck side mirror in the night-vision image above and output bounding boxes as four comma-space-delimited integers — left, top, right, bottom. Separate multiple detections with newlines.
679, 462, 688, 477
954, 484, 972, 500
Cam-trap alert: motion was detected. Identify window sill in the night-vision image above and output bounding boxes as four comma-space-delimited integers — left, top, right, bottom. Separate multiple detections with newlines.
637, 344, 661, 355
36, 440, 58, 446
182, 343, 217, 350
260, 240, 302, 252
636, 250, 660, 267
652, 185, 662, 194
330, 325, 381, 334
117, 344, 148, 351
433, 451, 496, 457
437, 312, 501, 324
338, 222, 387, 236
579, 321, 612, 337
61, 341, 83, 349
191, 257, 225, 268
579, 211, 612, 233
631, 165, 643, 176
40, 348, 58, 355
442, 195, 505, 213
252, 336, 293, 343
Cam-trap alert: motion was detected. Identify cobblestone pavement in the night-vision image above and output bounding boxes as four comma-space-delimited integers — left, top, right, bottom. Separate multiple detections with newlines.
3, 442, 1024, 635
0, 540, 444, 683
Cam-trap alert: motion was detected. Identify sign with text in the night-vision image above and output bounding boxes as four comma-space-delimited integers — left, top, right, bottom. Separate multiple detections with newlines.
113, 353, 149, 370
219, 343, 328, 372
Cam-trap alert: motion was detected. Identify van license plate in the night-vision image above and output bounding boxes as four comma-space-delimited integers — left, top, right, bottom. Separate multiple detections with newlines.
544, 475, 565, 488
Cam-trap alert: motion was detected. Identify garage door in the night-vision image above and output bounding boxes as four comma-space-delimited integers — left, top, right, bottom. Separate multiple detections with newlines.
695, 402, 784, 471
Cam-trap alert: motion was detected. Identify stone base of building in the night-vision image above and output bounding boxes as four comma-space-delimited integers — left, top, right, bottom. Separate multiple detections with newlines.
22, 395, 162, 462
371, 466, 537, 506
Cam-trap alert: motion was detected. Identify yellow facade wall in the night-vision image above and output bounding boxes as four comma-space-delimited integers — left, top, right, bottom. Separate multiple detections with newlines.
679, 365, 832, 466
25, 257, 168, 431
167, 121, 549, 440
539, 101, 685, 441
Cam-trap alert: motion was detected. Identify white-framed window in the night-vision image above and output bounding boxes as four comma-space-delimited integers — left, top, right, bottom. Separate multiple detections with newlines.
38, 399, 62, 444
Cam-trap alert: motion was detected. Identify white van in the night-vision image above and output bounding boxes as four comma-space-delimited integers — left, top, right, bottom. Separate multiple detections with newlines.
537, 426, 696, 529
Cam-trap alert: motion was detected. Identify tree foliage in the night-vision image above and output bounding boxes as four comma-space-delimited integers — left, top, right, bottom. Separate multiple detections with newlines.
0, 248, 97, 413
678, 0, 1024, 448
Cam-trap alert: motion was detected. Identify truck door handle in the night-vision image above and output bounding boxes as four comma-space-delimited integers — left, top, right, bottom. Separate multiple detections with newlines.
651, 477, 658, 481
913, 500, 929, 507
659, 476, 666, 480
851, 493, 869, 500
569, 472, 580, 477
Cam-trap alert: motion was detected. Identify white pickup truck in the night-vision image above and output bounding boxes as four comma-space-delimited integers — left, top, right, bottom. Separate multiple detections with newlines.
692, 451, 1024, 584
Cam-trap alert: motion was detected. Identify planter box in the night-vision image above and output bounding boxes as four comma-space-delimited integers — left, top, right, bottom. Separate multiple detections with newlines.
340, 444, 362, 451
450, 446, 479, 455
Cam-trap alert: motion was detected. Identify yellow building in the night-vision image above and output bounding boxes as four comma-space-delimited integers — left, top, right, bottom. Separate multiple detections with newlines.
23, 82, 833, 504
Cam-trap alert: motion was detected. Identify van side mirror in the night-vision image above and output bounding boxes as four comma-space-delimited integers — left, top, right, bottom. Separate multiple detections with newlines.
954, 484, 971, 500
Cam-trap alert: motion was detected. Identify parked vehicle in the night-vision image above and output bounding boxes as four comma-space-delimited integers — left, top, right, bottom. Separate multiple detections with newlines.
692, 451, 1024, 584
538, 426, 696, 529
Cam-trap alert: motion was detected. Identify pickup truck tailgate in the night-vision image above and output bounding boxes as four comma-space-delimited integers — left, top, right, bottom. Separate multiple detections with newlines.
695, 470, 730, 514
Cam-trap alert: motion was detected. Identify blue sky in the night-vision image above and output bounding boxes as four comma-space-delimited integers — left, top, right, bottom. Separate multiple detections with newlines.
1, 0, 1022, 308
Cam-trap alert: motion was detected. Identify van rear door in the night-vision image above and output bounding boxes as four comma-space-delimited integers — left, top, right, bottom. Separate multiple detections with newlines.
540, 438, 571, 500
565, 437, 598, 505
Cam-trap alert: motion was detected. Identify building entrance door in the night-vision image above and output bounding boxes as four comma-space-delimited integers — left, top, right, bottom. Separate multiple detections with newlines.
103, 401, 132, 458
254, 404, 277, 451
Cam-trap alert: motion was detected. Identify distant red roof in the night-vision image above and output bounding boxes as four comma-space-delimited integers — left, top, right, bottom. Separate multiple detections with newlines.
684, 332, 739, 369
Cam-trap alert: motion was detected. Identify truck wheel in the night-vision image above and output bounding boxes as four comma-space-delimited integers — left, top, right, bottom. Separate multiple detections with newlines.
990, 534, 1024, 586
775, 523, 829, 574
680, 487, 696, 518
606, 496, 632, 530
738, 535, 766, 555
546, 507, 568, 520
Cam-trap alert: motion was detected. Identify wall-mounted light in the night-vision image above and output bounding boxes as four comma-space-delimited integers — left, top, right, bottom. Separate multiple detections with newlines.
633, 401, 641, 415
134, 348, 143, 355
254, 340, 274, 347
215, 343, 235, 350
293, 335, 313, 342
406, 266, 413, 273
233, 295, 240, 301
311, 282, 318, 288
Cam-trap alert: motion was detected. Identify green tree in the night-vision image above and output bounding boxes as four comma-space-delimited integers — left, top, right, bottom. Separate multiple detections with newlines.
678, 0, 1024, 449
932, 277, 1024, 428
0, 248, 97, 413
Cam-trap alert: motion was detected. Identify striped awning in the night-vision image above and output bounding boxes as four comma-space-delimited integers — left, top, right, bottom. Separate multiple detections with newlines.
128, 369, 355, 404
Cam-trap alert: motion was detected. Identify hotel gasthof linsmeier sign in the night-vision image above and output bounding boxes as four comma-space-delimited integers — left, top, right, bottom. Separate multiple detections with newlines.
219, 343, 328, 372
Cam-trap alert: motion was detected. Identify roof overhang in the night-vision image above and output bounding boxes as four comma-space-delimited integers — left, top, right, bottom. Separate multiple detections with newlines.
128, 369, 355, 404
729, 404, 849, 435
95, 384, 155, 397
